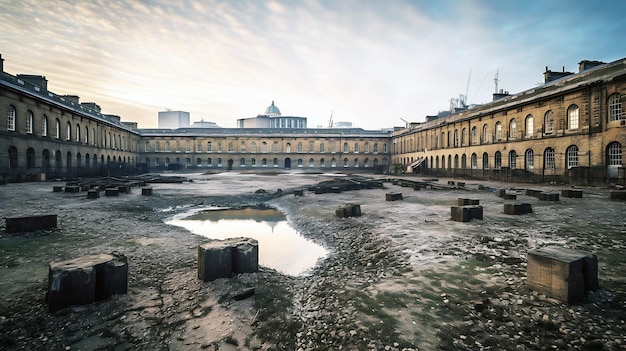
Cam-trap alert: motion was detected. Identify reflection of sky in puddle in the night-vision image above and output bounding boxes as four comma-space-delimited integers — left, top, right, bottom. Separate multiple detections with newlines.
168, 207, 327, 276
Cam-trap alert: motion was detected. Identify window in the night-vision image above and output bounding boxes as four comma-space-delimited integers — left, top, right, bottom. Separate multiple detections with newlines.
240, 158, 245, 167
509, 150, 517, 169
76, 125, 81, 142
240, 141, 246, 152
461, 154, 467, 169
566, 145, 578, 168
608, 93, 624, 122
42, 115, 48, 136
494, 151, 502, 169
165, 141, 170, 151
525, 149, 534, 170
261, 142, 268, 152
354, 158, 359, 167
364, 142, 369, 153
207, 158, 212, 166
297, 159, 303, 167
251, 142, 257, 152
544, 148, 555, 169
145, 141, 150, 152
354, 143, 359, 153
495, 122, 502, 140
320, 158, 325, 167
197, 158, 202, 166
228, 141, 233, 152
84, 126, 89, 144
320, 143, 325, 152
343, 142, 349, 152
608, 142, 622, 166
251, 158, 256, 166
482, 124, 489, 143
309, 141, 314, 152
309, 158, 314, 167
7, 105, 16, 131
525, 115, 534, 137
155, 141, 160, 152
471, 153, 477, 169
509, 119, 516, 139
217, 142, 222, 152
286, 143, 291, 153
482, 153, 489, 169
272, 142, 279, 153
461, 128, 467, 146
383, 143, 388, 153
207, 141, 212, 152
568, 105, 579, 130
297, 142, 303, 152
26, 111, 34, 134
544, 110, 554, 134
55, 119, 61, 139
343, 158, 349, 167
372, 143, 378, 153
454, 129, 459, 147
197, 142, 202, 152
66, 122, 71, 140
471, 126, 477, 144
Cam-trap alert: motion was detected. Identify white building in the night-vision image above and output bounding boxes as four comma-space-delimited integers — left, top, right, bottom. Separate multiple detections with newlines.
158, 111, 190, 129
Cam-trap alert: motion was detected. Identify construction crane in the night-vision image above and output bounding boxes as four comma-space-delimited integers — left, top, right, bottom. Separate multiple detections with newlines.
328, 110, 333, 128
400, 118, 409, 128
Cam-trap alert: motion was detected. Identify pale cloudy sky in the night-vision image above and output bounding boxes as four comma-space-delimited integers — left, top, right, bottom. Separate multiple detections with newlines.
1, 0, 624, 129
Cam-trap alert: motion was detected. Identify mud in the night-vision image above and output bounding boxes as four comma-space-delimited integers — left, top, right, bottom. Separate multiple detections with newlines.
0, 171, 625, 350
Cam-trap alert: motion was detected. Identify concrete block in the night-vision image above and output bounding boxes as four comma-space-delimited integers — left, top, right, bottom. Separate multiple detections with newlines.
498, 189, 506, 197
48, 254, 128, 312
457, 182, 465, 187
458, 198, 480, 206
141, 187, 153, 196
451, 206, 483, 222
504, 203, 533, 215
539, 192, 560, 201
293, 189, 304, 196
105, 188, 119, 197
231, 238, 259, 274
527, 246, 598, 304
561, 189, 583, 198
448, 181, 455, 185
117, 185, 131, 194
53, 186, 64, 192
385, 192, 403, 201
80, 185, 90, 192
64, 186, 80, 193
5, 214, 57, 233
526, 189, 542, 197
198, 238, 259, 282
609, 190, 626, 200
87, 189, 100, 199
335, 204, 362, 218
503, 193, 517, 200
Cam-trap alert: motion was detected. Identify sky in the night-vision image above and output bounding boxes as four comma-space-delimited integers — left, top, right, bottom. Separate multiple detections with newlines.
1, 0, 625, 130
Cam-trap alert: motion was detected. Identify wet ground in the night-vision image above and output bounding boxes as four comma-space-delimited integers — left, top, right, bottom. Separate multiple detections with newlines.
0, 171, 625, 350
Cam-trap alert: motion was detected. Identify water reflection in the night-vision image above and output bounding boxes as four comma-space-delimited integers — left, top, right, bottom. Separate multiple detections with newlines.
168, 207, 327, 276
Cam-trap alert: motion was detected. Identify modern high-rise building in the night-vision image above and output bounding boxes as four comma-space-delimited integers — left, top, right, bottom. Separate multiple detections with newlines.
158, 111, 190, 129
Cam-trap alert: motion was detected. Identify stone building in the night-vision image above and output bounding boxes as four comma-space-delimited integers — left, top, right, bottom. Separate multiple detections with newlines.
393, 58, 626, 185
236, 101, 307, 129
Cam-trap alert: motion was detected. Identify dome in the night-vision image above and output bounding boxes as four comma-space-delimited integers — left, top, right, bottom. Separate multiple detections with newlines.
264, 100, 281, 117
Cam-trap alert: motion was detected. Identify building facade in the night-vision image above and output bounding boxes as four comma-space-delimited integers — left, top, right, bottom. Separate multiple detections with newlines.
237, 101, 307, 129
393, 58, 626, 185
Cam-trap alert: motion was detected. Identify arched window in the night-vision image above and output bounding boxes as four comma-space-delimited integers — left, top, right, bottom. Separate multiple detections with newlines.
207, 141, 212, 152
240, 158, 246, 167
482, 152, 489, 169
273, 158, 279, 167
66, 122, 71, 141
495, 122, 502, 140
297, 159, 303, 167
509, 150, 517, 169
217, 158, 222, 167
286, 143, 292, 153
383, 143, 388, 153
217, 142, 222, 152
447, 155, 451, 169
471, 153, 477, 169
343, 158, 349, 167
441, 156, 445, 169
372, 143, 377, 153
566, 145, 578, 168
27, 148, 35, 168
453, 129, 459, 147
196, 158, 202, 166
155, 141, 160, 152
251, 158, 256, 166
165, 141, 170, 151
76, 125, 81, 142
544, 110, 554, 134
354, 143, 359, 153
364, 158, 369, 167
608, 93, 624, 122
525, 149, 534, 170
207, 158, 212, 166
509, 119, 516, 139
6, 105, 16, 131
297, 142, 303, 153
354, 158, 359, 167
525, 115, 534, 137
482, 124, 489, 143
364, 142, 369, 153
544, 148, 556, 169
309, 158, 314, 167
568, 105, 579, 130
607, 142, 622, 166
343, 142, 349, 152
320, 142, 325, 152
228, 141, 234, 152
461, 128, 467, 146
8, 146, 18, 168
461, 154, 467, 168
240, 141, 246, 152
55, 119, 61, 139
261, 142, 268, 152
251, 141, 257, 152
26, 110, 34, 134
84, 126, 89, 144
494, 151, 502, 169
454, 155, 459, 168
42, 115, 48, 136
320, 158, 326, 167
471, 126, 477, 144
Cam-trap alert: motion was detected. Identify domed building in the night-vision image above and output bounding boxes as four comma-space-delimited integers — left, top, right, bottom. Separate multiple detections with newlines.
237, 101, 307, 128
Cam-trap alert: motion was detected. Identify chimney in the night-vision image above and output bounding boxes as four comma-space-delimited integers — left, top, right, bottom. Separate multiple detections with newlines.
16, 74, 48, 90
543, 66, 574, 83
578, 60, 605, 73
62, 95, 80, 104
493, 89, 510, 101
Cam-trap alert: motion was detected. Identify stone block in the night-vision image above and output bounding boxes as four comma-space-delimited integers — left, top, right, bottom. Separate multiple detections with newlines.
198, 238, 259, 282
526, 189, 542, 197
117, 185, 131, 194
503, 193, 517, 200
87, 189, 100, 199
5, 214, 57, 233
80, 185, 90, 192
141, 187, 153, 196
458, 198, 480, 206
64, 186, 80, 193
539, 192, 560, 201
457, 182, 465, 187
105, 188, 119, 197
48, 254, 128, 312
527, 246, 598, 304
448, 181, 455, 185
293, 189, 304, 196
561, 189, 583, 198
504, 203, 533, 215
451, 206, 483, 222
498, 189, 506, 197
385, 192, 403, 201
609, 190, 626, 200
53, 186, 64, 192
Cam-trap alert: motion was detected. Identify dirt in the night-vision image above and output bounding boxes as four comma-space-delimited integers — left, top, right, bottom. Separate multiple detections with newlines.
0, 171, 625, 351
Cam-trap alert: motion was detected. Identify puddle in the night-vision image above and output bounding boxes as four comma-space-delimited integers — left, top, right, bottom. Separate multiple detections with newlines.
168, 207, 327, 276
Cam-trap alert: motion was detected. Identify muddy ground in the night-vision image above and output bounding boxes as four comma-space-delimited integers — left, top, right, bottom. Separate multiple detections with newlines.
0, 171, 625, 351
